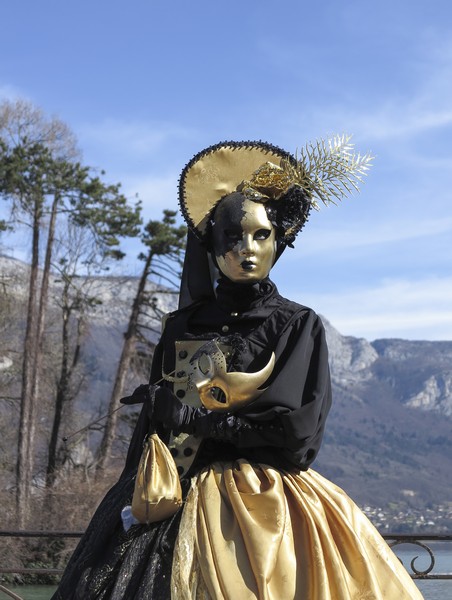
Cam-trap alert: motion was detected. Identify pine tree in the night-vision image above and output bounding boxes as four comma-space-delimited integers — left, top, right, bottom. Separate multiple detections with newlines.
0, 99, 141, 524
96, 210, 186, 472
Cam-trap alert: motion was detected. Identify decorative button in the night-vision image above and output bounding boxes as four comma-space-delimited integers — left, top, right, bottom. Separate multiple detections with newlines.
170, 448, 179, 457
176, 389, 186, 399
183, 447, 193, 457
179, 350, 188, 359
221, 325, 229, 333
177, 466, 185, 475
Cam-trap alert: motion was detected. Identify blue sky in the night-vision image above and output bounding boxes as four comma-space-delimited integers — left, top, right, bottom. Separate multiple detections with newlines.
1, 0, 452, 341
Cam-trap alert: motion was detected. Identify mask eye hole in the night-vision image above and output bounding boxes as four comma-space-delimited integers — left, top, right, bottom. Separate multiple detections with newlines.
224, 229, 241, 242
254, 229, 271, 240
198, 353, 212, 375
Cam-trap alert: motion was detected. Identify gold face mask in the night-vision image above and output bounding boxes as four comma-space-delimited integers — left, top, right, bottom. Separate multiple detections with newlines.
212, 194, 276, 283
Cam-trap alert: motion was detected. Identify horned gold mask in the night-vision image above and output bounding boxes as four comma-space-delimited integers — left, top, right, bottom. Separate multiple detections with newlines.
189, 339, 275, 412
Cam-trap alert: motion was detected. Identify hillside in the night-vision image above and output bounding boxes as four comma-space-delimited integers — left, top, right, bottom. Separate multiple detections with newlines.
318, 319, 452, 512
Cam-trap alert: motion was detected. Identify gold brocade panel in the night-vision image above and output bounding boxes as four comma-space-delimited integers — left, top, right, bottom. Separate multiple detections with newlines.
172, 462, 423, 600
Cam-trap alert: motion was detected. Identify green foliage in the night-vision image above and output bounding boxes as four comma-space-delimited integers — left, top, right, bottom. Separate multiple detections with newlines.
0, 101, 144, 516
141, 209, 186, 256
69, 177, 142, 260
0, 136, 142, 260
0, 140, 53, 213
138, 209, 187, 289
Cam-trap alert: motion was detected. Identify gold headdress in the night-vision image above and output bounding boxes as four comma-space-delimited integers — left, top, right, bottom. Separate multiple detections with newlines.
179, 136, 373, 244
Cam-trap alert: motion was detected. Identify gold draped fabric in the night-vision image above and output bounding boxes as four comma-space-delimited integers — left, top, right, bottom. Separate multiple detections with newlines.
172, 461, 423, 600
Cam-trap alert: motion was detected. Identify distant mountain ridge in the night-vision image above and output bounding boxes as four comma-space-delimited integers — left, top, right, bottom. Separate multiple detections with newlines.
319, 318, 452, 508
1, 254, 451, 511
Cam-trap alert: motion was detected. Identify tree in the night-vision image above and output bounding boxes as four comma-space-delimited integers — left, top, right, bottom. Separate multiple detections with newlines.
1, 141, 60, 524
96, 210, 186, 472
0, 99, 141, 525
45, 226, 104, 488
0, 99, 78, 161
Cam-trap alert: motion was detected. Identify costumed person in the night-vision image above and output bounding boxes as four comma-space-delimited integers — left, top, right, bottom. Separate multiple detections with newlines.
53, 139, 423, 599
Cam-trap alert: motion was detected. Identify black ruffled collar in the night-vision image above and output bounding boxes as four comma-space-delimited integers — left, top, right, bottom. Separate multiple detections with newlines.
215, 277, 277, 313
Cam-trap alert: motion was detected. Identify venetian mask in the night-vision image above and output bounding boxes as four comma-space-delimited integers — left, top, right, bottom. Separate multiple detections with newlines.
212, 193, 276, 283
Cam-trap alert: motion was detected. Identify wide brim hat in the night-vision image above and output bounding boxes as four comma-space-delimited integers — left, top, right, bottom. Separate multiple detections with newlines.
178, 140, 298, 240
177, 136, 373, 308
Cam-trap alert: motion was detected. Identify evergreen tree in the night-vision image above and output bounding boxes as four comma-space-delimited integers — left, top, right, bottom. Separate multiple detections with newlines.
96, 210, 186, 472
0, 100, 141, 524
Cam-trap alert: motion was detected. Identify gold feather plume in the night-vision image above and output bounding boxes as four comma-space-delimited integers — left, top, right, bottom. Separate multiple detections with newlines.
281, 134, 374, 209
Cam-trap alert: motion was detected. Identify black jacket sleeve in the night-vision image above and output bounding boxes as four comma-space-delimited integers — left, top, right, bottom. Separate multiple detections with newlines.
235, 310, 332, 468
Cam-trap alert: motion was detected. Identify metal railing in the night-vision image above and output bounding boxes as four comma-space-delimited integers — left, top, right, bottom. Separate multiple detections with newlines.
0, 530, 83, 577
385, 533, 452, 579
1, 530, 451, 580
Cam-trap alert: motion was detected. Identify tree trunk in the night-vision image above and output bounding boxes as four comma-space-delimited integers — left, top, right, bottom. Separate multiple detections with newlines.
46, 286, 70, 488
16, 197, 41, 526
27, 195, 59, 485
96, 252, 153, 474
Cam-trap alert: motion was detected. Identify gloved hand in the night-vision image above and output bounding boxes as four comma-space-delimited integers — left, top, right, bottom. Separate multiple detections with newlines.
120, 384, 157, 419
121, 385, 285, 447
153, 389, 285, 448
120, 384, 195, 431
152, 387, 196, 432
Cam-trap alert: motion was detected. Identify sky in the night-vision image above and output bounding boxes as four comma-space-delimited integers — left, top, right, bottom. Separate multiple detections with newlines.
1, 0, 452, 341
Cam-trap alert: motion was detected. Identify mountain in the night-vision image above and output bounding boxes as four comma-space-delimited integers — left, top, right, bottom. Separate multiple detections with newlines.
1, 254, 451, 516
317, 319, 452, 511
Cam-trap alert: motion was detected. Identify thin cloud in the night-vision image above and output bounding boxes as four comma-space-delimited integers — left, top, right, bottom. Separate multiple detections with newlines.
275, 35, 452, 145
339, 105, 452, 142
78, 119, 197, 158
290, 96, 452, 147
294, 215, 452, 256
332, 311, 452, 339
122, 173, 178, 217
297, 277, 452, 341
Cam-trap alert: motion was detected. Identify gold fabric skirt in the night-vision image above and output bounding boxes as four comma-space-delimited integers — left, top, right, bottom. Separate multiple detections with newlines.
171, 460, 423, 600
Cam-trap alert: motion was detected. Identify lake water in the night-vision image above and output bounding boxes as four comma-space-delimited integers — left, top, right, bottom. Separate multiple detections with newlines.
0, 586, 55, 600
394, 548, 452, 600
3, 551, 451, 599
